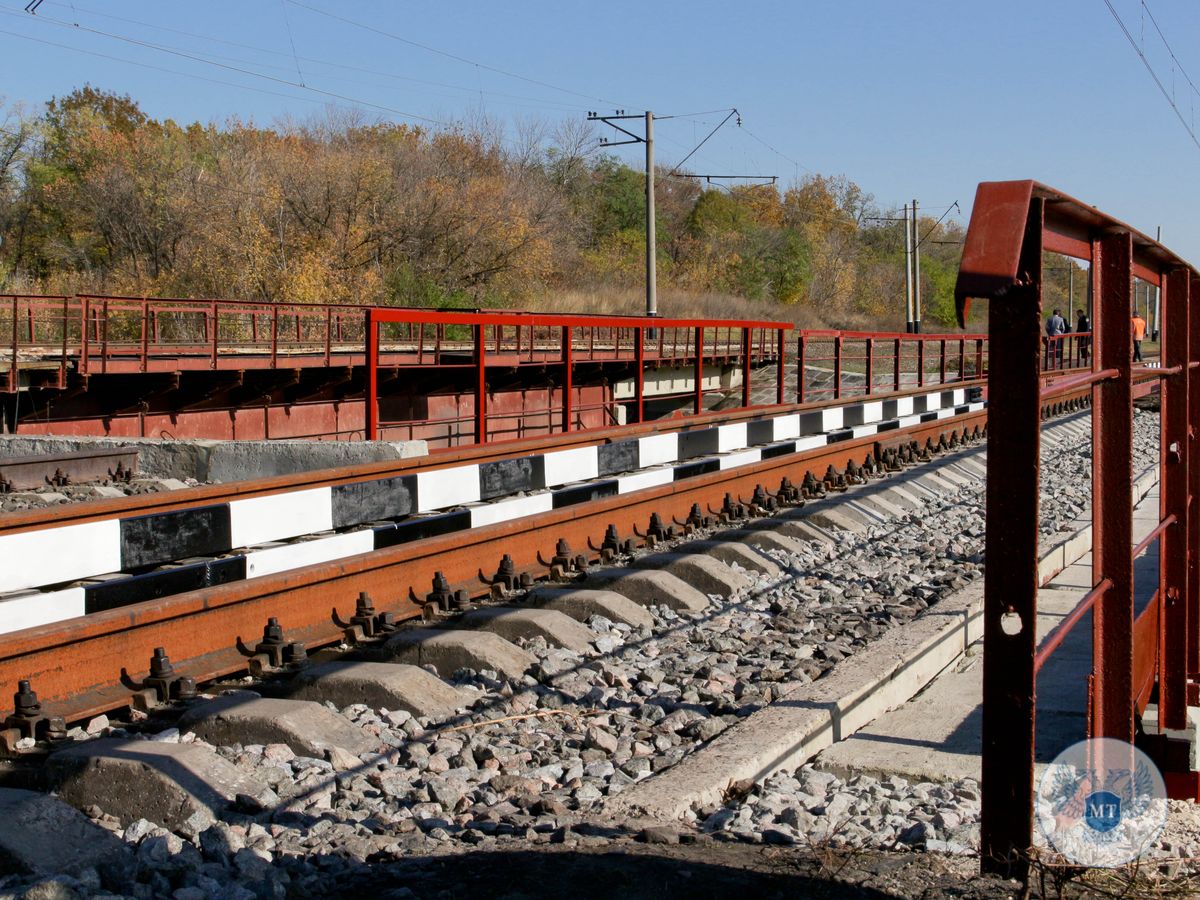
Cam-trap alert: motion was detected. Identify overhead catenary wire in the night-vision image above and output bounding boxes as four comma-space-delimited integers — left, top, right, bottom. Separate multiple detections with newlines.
283, 0, 632, 111
1101, 0, 1200, 151
14, 8, 454, 127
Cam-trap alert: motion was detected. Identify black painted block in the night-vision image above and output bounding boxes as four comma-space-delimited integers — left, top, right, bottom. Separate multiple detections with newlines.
373, 510, 472, 549
332, 475, 416, 529
746, 419, 777, 446
920, 411, 940, 423
760, 441, 796, 460
479, 456, 545, 501
876, 420, 901, 432
678, 428, 720, 460
551, 480, 618, 509
119, 505, 232, 571
825, 429, 855, 443
84, 556, 246, 614
673, 458, 720, 481
597, 440, 639, 477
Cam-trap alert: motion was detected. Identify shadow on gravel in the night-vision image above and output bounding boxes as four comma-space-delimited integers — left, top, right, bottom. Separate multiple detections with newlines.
314, 844, 899, 900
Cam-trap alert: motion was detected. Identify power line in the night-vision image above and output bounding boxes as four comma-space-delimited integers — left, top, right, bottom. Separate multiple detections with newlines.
667, 108, 738, 176
1141, 1, 1200, 102
16, 8, 453, 127
284, 0, 631, 111
30, 0, 599, 114
1102, 0, 1200, 151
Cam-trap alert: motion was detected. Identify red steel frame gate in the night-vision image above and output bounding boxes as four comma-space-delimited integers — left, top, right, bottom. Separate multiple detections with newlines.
955, 181, 1197, 878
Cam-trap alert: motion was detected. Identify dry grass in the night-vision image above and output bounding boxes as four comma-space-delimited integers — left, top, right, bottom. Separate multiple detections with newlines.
539, 284, 907, 332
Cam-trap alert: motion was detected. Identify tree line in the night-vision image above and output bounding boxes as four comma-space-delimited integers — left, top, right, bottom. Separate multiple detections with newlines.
0, 86, 982, 329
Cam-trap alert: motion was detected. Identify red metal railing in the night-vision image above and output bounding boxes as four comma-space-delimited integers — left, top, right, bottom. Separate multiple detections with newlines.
1041, 331, 1093, 371
955, 180, 1192, 881
365, 309, 792, 445
796, 329, 988, 403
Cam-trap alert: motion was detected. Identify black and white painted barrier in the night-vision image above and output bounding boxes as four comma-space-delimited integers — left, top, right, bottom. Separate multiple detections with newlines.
0, 388, 982, 633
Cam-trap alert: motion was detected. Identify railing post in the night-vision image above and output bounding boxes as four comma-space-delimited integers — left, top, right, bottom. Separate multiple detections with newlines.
975, 338, 984, 378
979, 199, 1044, 880
561, 326, 573, 433
916, 339, 925, 387
939, 339, 947, 385
210, 301, 219, 370
833, 335, 842, 400
365, 308, 378, 441
475, 323, 487, 444
796, 334, 806, 403
1161, 267, 1190, 729
694, 326, 704, 415
101, 299, 109, 375
741, 327, 752, 408
271, 305, 279, 369
893, 337, 902, 391
325, 307, 332, 366
79, 296, 90, 379
59, 296, 68, 388
776, 328, 785, 405
141, 299, 150, 373
1090, 230, 1134, 746
864, 337, 874, 396
958, 338, 966, 381
9, 295, 18, 393
634, 326, 645, 424
1189, 273, 1200, 680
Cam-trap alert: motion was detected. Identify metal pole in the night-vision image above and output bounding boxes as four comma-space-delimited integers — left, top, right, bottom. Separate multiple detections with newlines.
904, 203, 914, 333
912, 198, 922, 333
645, 111, 657, 320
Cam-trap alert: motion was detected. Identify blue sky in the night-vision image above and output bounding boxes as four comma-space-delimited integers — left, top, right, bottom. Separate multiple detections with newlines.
1, 1, 1198, 258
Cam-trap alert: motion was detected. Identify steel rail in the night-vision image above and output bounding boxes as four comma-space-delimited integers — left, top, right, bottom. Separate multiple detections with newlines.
0, 407, 1001, 726
0, 378, 987, 537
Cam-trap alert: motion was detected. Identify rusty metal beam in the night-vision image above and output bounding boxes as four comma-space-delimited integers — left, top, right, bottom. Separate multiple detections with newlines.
979, 197, 1043, 880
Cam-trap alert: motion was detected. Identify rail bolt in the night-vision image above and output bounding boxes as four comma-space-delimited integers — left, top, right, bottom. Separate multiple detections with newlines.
493, 554, 518, 591
427, 572, 455, 611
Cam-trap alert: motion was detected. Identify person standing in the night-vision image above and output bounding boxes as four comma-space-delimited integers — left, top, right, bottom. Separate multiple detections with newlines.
1132, 309, 1147, 363
1075, 309, 1090, 364
1045, 308, 1067, 367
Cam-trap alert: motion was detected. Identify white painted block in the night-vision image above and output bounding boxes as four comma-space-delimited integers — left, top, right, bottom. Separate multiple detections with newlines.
719, 449, 762, 470
953, 389, 966, 405
795, 435, 827, 452
860, 401, 883, 424
937, 408, 955, 419
244, 530, 375, 579
895, 397, 914, 416
921, 391, 944, 410
618, 468, 675, 494
0, 587, 86, 635
820, 408, 843, 431
851, 425, 878, 439
968, 402, 985, 412
469, 493, 554, 528
229, 487, 334, 547
772, 414, 801, 441
543, 446, 599, 487
637, 433, 678, 468
414, 465, 481, 513
897, 415, 922, 428
0, 520, 121, 594
716, 423, 748, 453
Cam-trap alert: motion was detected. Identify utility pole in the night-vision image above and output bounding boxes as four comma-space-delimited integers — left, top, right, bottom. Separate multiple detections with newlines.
1154, 226, 1162, 340
911, 199, 922, 333
903, 203, 914, 332
645, 111, 656, 318
588, 110, 657, 318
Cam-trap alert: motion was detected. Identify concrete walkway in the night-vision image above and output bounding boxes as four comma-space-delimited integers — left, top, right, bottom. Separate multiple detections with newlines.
817, 481, 1161, 782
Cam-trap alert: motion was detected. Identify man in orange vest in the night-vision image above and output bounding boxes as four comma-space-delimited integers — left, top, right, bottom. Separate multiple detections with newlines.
1132, 309, 1147, 362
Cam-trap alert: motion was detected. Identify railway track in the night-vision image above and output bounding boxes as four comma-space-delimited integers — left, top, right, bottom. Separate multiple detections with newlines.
0, 447, 138, 494
0, 373, 1106, 742
0, 386, 1123, 899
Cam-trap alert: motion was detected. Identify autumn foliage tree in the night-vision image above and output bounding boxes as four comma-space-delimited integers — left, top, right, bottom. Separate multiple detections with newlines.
0, 86, 971, 330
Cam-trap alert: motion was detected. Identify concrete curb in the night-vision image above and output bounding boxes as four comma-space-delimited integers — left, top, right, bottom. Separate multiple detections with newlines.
602, 450, 1161, 825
